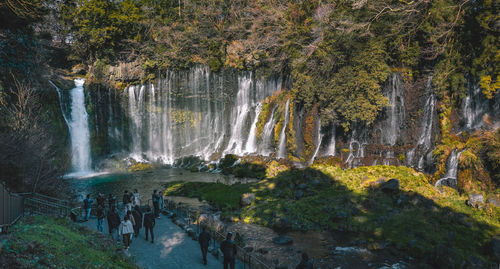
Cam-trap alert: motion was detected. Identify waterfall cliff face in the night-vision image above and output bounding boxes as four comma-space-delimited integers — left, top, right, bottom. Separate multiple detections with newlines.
90, 66, 282, 164
55, 79, 93, 175
459, 78, 500, 132
81, 67, 498, 171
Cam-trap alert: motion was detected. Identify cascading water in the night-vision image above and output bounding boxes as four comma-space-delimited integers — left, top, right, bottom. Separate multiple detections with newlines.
381, 73, 405, 146
460, 80, 493, 131
260, 106, 278, 156
324, 125, 336, 157
55, 79, 93, 175
245, 103, 262, 153
103, 66, 281, 164
309, 118, 323, 165
406, 75, 435, 170
435, 149, 463, 188
277, 99, 290, 159
224, 75, 253, 155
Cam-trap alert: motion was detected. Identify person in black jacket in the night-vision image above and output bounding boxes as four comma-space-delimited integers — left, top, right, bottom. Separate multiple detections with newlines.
143, 206, 155, 243
198, 226, 211, 265
152, 190, 160, 218
220, 232, 237, 269
123, 190, 131, 214
107, 206, 121, 241
132, 205, 143, 237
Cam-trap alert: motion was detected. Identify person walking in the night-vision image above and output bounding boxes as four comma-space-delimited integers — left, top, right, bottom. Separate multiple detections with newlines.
83, 194, 93, 221
296, 252, 313, 269
107, 206, 121, 241
123, 190, 132, 214
220, 232, 237, 269
143, 207, 156, 243
132, 205, 143, 237
132, 189, 140, 206
96, 205, 105, 232
198, 226, 211, 265
119, 215, 134, 250
152, 190, 160, 218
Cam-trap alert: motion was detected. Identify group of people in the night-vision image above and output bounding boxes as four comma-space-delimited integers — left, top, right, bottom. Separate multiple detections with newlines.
82, 189, 313, 268
82, 190, 158, 250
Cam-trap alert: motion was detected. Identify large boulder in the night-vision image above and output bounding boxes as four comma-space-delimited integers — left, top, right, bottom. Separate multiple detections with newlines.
380, 178, 400, 193
466, 193, 484, 209
240, 193, 256, 206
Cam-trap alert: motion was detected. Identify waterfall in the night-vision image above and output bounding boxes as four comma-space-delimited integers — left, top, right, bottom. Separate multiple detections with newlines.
224, 75, 253, 155
382, 73, 405, 146
54, 79, 93, 175
324, 125, 336, 156
435, 149, 463, 188
100, 66, 281, 164
309, 118, 323, 165
406, 75, 435, 170
260, 106, 277, 156
461, 80, 491, 131
277, 99, 290, 159
245, 103, 262, 153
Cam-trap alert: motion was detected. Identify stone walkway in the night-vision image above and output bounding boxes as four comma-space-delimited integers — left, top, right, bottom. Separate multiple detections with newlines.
81, 214, 229, 269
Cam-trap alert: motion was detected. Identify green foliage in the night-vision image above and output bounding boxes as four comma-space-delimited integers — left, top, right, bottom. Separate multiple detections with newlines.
3, 216, 136, 268
163, 181, 251, 210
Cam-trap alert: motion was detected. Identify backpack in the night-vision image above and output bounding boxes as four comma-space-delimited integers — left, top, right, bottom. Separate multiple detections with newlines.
83, 198, 89, 209
152, 194, 158, 203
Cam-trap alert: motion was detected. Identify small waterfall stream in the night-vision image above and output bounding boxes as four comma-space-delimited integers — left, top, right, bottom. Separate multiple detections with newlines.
245, 103, 262, 153
309, 118, 323, 165
435, 149, 463, 188
277, 99, 290, 159
260, 106, 277, 156
324, 125, 336, 157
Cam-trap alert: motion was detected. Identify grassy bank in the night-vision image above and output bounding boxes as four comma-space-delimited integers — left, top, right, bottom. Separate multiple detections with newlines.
0, 216, 136, 269
163, 164, 500, 266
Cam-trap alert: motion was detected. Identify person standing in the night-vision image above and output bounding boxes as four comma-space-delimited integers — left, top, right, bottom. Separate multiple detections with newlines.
107, 207, 121, 241
97, 193, 105, 208
96, 205, 105, 232
220, 232, 237, 269
132, 189, 140, 206
198, 226, 211, 265
152, 190, 160, 218
132, 205, 143, 237
119, 215, 134, 250
143, 207, 156, 243
296, 252, 313, 269
83, 194, 93, 221
108, 193, 116, 209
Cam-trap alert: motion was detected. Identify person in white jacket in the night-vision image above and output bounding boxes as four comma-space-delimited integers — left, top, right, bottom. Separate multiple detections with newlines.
119, 215, 134, 249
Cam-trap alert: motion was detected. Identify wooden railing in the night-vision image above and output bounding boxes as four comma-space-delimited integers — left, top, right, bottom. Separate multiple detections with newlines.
0, 182, 24, 231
